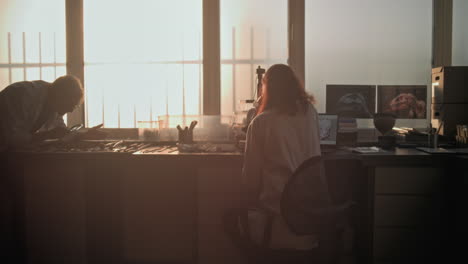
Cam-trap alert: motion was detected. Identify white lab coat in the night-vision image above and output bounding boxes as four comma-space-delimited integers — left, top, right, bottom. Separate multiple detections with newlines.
0, 81, 65, 150
242, 103, 321, 250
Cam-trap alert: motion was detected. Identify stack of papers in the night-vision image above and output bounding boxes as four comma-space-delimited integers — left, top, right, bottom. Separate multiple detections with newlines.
350, 146, 386, 154
416, 147, 468, 154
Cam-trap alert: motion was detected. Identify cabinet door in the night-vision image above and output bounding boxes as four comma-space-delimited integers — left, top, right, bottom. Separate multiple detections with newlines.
197, 165, 244, 264
374, 196, 441, 227
374, 167, 440, 194
373, 228, 441, 262
121, 159, 196, 264
84, 157, 127, 264
23, 156, 87, 264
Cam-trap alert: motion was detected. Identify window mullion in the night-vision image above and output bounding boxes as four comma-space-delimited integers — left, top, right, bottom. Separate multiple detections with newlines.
288, 0, 305, 85
66, 0, 85, 126
203, 0, 221, 115
433, 0, 453, 67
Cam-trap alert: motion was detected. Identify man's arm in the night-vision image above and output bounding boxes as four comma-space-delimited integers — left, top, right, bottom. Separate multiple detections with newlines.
33, 112, 69, 142
54, 114, 67, 128
31, 127, 69, 142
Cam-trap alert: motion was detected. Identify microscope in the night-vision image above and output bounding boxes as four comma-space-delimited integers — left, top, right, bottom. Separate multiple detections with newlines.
243, 66, 266, 132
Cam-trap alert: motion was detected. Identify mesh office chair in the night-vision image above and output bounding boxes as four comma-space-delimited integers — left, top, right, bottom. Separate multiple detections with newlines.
223, 156, 354, 264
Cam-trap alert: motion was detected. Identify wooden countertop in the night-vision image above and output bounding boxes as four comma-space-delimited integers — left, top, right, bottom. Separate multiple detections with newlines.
7, 143, 463, 169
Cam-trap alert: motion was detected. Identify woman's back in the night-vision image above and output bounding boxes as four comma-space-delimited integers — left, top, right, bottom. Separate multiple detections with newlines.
242, 103, 321, 249
244, 104, 321, 213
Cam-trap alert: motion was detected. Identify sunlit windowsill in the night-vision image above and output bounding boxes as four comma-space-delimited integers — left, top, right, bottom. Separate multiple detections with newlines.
88, 128, 139, 140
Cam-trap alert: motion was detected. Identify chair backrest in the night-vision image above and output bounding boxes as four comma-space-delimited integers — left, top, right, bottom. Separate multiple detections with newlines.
281, 155, 343, 236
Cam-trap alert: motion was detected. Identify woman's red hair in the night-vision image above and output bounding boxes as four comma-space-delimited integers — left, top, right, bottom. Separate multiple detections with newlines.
257, 64, 315, 115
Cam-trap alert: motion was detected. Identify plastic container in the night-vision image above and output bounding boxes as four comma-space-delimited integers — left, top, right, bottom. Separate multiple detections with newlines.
138, 115, 235, 142
158, 115, 200, 129
237, 99, 255, 113
137, 121, 160, 141
158, 115, 235, 142
234, 100, 256, 126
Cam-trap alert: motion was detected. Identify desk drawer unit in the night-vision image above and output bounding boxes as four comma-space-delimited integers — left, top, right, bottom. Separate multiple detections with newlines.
372, 167, 441, 263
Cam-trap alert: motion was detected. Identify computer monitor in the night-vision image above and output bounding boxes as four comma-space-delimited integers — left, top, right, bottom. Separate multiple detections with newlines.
318, 114, 338, 145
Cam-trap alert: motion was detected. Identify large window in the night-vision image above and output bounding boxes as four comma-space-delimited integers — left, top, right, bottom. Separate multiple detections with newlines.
84, 0, 203, 128
3, 0, 453, 130
305, 0, 432, 128
220, 0, 288, 116
0, 0, 66, 90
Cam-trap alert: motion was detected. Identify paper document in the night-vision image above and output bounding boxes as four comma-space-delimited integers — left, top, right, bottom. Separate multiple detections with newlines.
350, 146, 386, 154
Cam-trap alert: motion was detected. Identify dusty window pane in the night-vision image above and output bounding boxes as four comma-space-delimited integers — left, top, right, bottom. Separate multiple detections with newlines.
305, 0, 432, 128
84, 0, 203, 128
220, 0, 288, 116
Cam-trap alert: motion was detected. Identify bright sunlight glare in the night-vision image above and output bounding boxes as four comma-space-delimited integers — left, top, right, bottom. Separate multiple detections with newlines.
84, 0, 203, 128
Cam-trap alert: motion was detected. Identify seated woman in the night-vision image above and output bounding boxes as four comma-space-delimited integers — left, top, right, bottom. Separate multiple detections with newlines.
242, 64, 321, 250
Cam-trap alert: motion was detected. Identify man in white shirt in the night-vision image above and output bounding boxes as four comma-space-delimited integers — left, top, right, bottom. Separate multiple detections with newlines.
0, 75, 83, 150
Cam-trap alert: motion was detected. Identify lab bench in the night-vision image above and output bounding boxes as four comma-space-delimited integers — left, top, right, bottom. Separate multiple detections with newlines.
3, 146, 463, 264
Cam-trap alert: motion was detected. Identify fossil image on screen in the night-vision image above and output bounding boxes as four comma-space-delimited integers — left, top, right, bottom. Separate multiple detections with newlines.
326, 85, 375, 118
377, 85, 427, 119
319, 119, 332, 140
